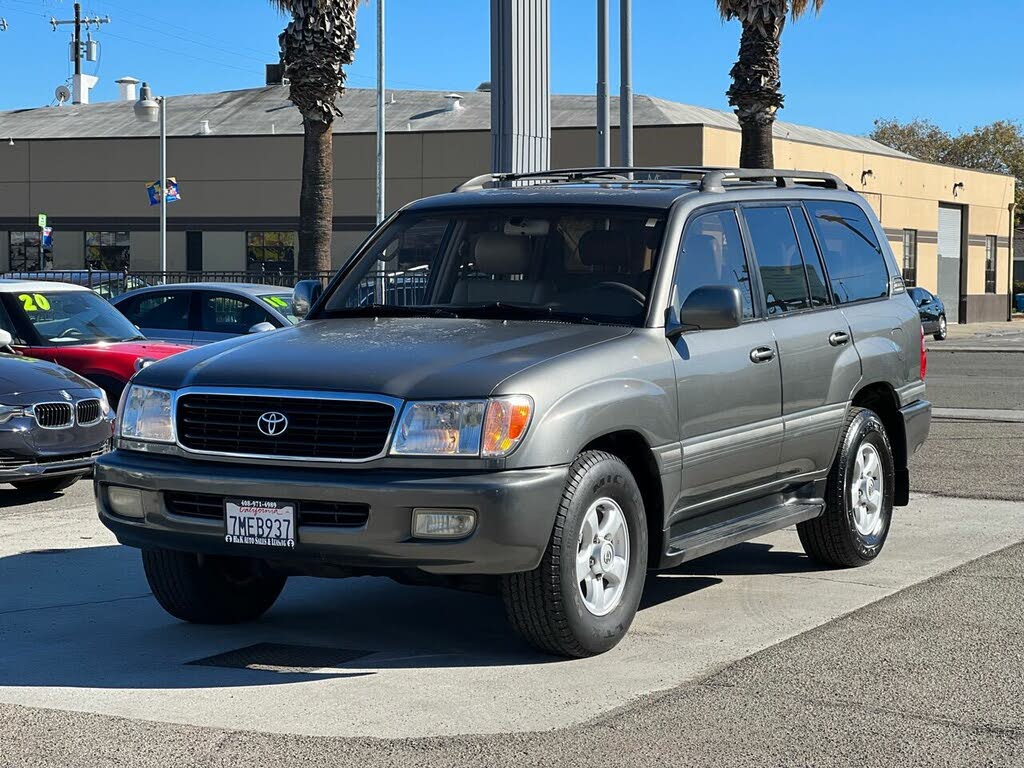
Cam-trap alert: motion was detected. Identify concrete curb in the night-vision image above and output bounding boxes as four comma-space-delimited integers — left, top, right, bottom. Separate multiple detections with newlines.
933, 407, 1024, 423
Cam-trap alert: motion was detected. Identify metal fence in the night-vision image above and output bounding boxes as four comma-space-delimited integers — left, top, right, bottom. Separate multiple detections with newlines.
0, 269, 336, 298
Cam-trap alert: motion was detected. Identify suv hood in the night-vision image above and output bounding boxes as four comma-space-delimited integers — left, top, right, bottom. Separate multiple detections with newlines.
137, 317, 632, 400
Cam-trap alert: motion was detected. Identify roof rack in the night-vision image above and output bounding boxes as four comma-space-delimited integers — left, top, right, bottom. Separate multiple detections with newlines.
454, 166, 851, 193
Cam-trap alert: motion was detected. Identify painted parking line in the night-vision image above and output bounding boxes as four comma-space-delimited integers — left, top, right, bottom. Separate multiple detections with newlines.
1, 491, 1022, 739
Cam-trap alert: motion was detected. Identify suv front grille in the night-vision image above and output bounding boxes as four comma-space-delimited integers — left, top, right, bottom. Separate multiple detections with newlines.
76, 399, 102, 425
176, 393, 396, 461
34, 402, 73, 429
165, 492, 370, 528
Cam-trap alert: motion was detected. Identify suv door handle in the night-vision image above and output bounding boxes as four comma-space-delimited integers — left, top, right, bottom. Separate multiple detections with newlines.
828, 331, 850, 347
749, 346, 776, 363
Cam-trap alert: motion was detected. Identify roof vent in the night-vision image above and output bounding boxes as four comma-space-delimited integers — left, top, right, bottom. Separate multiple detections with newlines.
444, 93, 464, 112
476, 81, 491, 92
199, 120, 212, 136
115, 76, 140, 102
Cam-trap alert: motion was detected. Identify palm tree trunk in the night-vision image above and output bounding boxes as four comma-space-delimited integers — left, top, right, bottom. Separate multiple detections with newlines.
727, 17, 785, 169
298, 117, 333, 273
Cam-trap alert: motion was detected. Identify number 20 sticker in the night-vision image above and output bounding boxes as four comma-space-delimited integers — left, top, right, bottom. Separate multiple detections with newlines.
18, 294, 51, 312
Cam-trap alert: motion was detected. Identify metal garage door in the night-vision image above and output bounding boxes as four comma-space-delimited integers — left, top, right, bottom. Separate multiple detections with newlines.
937, 204, 963, 323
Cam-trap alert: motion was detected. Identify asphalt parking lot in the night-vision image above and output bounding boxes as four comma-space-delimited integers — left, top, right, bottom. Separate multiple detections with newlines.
1, 332, 1022, 767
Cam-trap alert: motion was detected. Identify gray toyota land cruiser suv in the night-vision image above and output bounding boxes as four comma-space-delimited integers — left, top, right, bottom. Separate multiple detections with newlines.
96, 167, 931, 657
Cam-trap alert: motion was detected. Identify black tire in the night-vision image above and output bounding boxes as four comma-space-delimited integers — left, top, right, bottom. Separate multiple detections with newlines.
933, 314, 947, 341
501, 451, 648, 657
798, 407, 895, 568
142, 548, 286, 624
10, 474, 84, 493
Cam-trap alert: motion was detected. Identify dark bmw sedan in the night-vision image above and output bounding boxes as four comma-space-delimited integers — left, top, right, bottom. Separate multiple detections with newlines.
908, 287, 947, 341
0, 329, 114, 493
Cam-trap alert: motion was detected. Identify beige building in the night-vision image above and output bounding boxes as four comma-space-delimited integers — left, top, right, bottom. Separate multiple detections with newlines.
0, 85, 1016, 323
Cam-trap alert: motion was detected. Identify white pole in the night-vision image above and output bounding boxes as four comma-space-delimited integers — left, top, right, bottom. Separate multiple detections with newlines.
620, 0, 633, 169
375, 0, 385, 225
159, 96, 167, 279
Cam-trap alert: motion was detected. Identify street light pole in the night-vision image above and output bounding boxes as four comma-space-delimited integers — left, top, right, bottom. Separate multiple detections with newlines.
375, 0, 385, 226
159, 95, 167, 275
134, 83, 166, 279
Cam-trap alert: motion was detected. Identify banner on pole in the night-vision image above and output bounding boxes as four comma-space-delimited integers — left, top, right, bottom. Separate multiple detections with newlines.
147, 178, 182, 206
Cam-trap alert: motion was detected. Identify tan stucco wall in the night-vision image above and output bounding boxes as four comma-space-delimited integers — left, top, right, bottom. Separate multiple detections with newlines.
202, 232, 246, 271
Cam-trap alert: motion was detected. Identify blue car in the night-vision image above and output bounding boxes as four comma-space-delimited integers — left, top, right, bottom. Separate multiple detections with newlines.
908, 287, 947, 341
111, 283, 298, 345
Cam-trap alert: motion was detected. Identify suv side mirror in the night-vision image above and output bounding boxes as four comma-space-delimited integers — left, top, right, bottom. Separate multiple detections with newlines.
292, 280, 323, 320
679, 285, 743, 331
247, 321, 276, 335
0, 329, 12, 350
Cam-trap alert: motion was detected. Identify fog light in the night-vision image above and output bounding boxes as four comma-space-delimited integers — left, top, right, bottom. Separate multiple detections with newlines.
107, 486, 144, 519
412, 508, 477, 539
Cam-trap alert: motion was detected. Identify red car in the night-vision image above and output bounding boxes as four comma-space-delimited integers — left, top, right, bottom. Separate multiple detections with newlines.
0, 280, 191, 402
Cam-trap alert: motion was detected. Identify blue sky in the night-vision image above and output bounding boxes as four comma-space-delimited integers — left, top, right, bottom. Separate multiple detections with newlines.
0, 0, 1021, 136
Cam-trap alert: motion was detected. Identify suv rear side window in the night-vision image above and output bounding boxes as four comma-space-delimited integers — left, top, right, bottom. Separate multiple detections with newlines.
804, 201, 889, 304
742, 206, 811, 315
676, 209, 754, 319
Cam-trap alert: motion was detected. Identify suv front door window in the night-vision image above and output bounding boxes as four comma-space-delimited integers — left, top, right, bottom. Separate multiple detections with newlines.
670, 208, 782, 514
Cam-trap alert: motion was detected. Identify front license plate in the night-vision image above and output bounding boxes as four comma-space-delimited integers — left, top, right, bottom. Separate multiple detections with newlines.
224, 498, 296, 548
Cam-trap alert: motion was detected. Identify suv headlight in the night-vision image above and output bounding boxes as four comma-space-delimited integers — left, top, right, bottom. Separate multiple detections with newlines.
118, 385, 175, 443
391, 396, 533, 457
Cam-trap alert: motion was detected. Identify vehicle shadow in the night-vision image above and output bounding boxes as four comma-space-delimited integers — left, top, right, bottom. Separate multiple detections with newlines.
0, 539, 794, 691
0, 484, 81, 509
672, 540, 828, 577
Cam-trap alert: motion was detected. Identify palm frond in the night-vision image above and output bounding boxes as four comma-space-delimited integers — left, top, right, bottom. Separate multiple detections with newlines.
791, 0, 825, 20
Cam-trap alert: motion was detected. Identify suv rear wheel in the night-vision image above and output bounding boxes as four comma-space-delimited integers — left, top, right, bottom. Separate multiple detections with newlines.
502, 451, 648, 657
142, 548, 286, 624
798, 407, 895, 567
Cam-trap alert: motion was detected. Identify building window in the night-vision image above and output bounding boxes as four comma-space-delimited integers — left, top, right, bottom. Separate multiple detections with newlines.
85, 231, 131, 271
985, 235, 997, 294
246, 232, 296, 274
8, 231, 42, 271
902, 229, 918, 287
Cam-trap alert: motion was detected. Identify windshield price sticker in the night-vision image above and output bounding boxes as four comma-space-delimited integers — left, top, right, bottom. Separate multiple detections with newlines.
224, 498, 296, 548
262, 296, 290, 309
18, 294, 52, 312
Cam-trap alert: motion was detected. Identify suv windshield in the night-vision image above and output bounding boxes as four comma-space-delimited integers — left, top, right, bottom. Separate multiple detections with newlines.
3, 290, 145, 345
320, 207, 667, 326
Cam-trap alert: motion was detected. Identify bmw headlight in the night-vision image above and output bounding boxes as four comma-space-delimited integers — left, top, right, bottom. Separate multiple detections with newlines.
391, 396, 533, 457
118, 385, 175, 443
0, 405, 27, 425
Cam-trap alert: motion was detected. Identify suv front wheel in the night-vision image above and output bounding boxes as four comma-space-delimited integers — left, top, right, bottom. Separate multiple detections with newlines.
798, 407, 895, 567
502, 451, 648, 657
142, 548, 287, 624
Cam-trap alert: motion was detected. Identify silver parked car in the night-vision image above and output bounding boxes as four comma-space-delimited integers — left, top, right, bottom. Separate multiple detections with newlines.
0, 330, 114, 493
97, 167, 931, 657
111, 283, 297, 345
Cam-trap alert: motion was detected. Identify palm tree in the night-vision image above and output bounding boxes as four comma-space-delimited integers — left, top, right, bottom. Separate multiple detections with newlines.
271, 0, 360, 273
716, 0, 824, 169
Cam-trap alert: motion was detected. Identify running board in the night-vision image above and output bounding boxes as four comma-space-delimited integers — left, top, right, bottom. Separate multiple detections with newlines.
665, 501, 824, 565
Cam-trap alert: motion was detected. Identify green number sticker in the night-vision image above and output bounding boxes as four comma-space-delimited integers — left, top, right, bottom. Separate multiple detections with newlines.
18, 294, 50, 312
263, 296, 289, 309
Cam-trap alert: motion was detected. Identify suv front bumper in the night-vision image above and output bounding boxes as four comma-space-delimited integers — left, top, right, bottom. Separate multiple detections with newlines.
95, 451, 567, 575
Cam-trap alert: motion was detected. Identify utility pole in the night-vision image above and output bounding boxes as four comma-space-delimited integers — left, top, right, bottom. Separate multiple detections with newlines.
50, 3, 110, 104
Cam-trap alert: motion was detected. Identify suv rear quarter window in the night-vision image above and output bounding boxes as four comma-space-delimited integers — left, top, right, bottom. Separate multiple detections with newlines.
804, 201, 890, 304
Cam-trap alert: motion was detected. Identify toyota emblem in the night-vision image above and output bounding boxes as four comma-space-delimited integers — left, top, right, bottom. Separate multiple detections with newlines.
257, 411, 288, 437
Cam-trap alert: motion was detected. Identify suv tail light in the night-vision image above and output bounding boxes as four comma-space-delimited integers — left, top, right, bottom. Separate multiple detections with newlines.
920, 324, 927, 380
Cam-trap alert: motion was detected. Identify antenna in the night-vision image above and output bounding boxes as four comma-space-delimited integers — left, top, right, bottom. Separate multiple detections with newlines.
55, 85, 72, 106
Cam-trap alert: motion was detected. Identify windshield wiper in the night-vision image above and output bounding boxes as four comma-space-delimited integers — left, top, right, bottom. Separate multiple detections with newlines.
323, 304, 459, 319
455, 303, 601, 325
